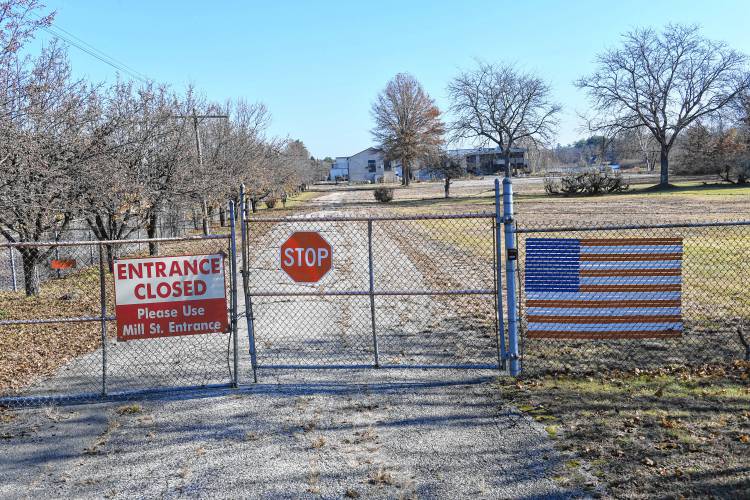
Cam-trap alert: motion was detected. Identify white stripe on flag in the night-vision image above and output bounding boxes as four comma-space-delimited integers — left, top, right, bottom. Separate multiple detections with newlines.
527, 322, 684, 332
526, 291, 681, 301
527, 307, 682, 316
581, 245, 683, 254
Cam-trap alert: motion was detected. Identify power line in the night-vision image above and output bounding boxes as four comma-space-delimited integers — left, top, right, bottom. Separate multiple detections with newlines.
34, 16, 152, 84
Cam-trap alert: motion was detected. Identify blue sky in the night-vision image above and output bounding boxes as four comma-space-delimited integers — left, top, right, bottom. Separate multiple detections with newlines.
30, 0, 750, 158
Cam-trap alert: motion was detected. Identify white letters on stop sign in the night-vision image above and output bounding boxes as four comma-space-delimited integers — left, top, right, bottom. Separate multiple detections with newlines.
283, 247, 330, 267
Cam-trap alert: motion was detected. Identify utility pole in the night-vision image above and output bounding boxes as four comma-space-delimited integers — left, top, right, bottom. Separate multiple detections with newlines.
174, 112, 229, 236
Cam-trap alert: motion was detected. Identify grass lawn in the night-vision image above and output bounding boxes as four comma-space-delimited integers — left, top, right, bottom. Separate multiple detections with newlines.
271, 190, 322, 210
498, 362, 750, 498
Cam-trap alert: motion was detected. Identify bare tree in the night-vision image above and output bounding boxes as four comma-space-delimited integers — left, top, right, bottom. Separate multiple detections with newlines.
674, 122, 748, 183
633, 126, 660, 172
78, 80, 179, 267
371, 73, 444, 186
576, 24, 749, 187
448, 61, 560, 177
138, 86, 194, 254
0, 0, 54, 63
423, 150, 465, 198
0, 43, 107, 294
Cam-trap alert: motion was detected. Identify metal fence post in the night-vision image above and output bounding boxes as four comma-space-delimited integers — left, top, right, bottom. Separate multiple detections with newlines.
228, 200, 240, 387
502, 176, 521, 376
9, 247, 17, 292
89, 233, 95, 265
494, 179, 507, 370
98, 243, 108, 396
54, 230, 61, 279
239, 184, 258, 383
367, 219, 380, 367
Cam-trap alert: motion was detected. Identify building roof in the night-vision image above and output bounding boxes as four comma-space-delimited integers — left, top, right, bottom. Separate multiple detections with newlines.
334, 147, 385, 160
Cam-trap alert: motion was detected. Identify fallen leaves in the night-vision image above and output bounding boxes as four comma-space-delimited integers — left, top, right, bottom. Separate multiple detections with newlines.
0, 269, 108, 395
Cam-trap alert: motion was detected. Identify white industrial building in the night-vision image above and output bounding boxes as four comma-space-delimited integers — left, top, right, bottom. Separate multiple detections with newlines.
329, 145, 528, 182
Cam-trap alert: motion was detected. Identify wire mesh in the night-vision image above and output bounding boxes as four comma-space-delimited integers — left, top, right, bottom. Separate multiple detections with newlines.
515, 221, 750, 376
0, 221, 204, 293
0, 233, 237, 406
244, 214, 501, 369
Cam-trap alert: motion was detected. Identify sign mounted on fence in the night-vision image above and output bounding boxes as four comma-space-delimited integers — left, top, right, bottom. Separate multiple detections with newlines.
524, 237, 683, 339
113, 254, 228, 341
50, 259, 76, 270
280, 231, 332, 283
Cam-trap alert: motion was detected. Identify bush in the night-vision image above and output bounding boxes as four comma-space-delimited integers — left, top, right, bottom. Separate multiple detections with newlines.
544, 169, 629, 196
264, 197, 277, 209
373, 187, 394, 202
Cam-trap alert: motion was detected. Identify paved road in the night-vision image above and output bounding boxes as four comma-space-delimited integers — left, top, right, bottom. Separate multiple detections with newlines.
0, 194, 584, 498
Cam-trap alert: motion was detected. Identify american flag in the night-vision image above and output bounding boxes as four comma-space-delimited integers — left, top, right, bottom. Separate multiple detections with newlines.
524, 237, 683, 339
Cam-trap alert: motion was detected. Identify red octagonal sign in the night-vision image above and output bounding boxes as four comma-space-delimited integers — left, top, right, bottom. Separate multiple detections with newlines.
280, 231, 333, 283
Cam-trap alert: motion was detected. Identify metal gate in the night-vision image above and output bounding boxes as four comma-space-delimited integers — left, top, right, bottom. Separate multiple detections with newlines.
239, 194, 505, 373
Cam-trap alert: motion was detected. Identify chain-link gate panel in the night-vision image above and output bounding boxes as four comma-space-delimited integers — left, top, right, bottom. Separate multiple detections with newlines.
244, 214, 502, 370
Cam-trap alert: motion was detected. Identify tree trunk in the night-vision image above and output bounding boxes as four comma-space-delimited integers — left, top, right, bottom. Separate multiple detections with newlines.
504, 153, 511, 178
147, 210, 159, 256
250, 198, 258, 213
105, 244, 118, 273
659, 146, 669, 186
219, 206, 226, 227
201, 198, 210, 236
192, 209, 201, 230
444, 177, 450, 198
20, 249, 40, 297
403, 159, 410, 186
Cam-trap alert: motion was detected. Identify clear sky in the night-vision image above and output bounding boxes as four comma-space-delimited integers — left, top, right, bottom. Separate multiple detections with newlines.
29, 0, 750, 158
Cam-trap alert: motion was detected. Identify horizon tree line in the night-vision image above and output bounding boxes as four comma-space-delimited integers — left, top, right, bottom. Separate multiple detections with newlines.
371, 24, 749, 189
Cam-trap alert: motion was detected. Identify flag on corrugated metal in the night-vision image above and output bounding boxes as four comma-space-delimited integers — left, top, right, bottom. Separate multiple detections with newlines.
524, 237, 683, 339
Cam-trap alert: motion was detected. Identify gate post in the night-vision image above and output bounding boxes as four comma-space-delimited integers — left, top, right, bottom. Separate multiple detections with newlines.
228, 200, 239, 387
98, 243, 108, 396
494, 179, 507, 370
502, 176, 521, 377
239, 184, 258, 383
367, 219, 380, 367
9, 247, 17, 292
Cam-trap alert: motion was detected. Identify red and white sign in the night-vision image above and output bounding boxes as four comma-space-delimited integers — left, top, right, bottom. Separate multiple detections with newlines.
113, 254, 228, 341
280, 232, 333, 283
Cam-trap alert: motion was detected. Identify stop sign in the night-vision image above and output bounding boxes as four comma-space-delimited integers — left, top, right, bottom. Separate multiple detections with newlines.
280, 232, 333, 283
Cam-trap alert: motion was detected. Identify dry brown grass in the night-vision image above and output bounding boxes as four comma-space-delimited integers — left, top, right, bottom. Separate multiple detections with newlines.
501, 361, 750, 498
0, 234, 233, 397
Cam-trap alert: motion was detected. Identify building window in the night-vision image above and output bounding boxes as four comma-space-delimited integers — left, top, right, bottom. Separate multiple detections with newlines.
368, 160, 376, 172
384, 160, 392, 171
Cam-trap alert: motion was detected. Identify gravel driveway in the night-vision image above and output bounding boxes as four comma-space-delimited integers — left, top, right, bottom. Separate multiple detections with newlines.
1, 370, 582, 498
0, 197, 583, 498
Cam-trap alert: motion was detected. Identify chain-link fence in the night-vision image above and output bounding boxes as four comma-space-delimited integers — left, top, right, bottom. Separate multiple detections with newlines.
243, 213, 502, 370
0, 232, 240, 407
515, 221, 750, 376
